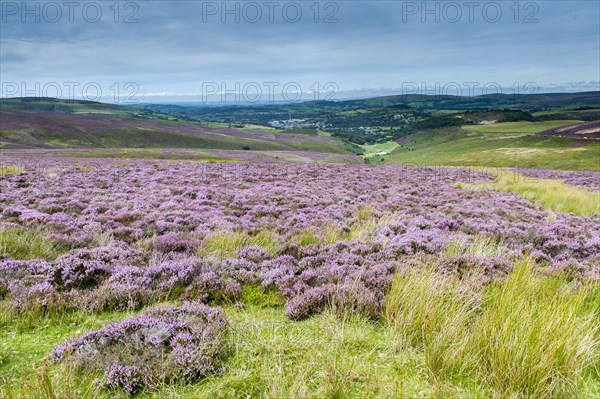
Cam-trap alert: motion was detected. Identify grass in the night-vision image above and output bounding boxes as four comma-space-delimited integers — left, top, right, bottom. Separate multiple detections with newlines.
0, 309, 133, 395
359, 141, 400, 158
382, 126, 600, 171
472, 260, 598, 398
384, 259, 600, 398
2, 259, 599, 398
458, 172, 600, 216
0, 227, 60, 260
461, 120, 581, 134
2, 213, 599, 398
0, 165, 25, 176
383, 267, 476, 379
0, 304, 474, 399
290, 230, 321, 247
199, 218, 386, 259
444, 235, 507, 258
198, 229, 280, 259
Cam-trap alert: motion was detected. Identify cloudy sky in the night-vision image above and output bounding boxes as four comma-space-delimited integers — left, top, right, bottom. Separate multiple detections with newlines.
1, 0, 599, 103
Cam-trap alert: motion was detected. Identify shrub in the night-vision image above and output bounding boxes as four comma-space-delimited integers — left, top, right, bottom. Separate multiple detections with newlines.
51, 303, 228, 396
154, 232, 194, 253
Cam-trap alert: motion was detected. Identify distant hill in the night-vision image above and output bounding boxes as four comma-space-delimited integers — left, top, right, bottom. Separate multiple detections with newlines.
538, 121, 600, 139
133, 91, 600, 144
339, 91, 600, 110
0, 97, 138, 115
0, 107, 353, 155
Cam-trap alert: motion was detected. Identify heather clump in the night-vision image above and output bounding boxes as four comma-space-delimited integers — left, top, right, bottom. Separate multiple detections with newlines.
51, 302, 228, 396
154, 232, 195, 253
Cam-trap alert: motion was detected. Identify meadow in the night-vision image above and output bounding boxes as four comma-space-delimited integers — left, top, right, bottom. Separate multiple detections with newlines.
373, 120, 600, 170
0, 159, 598, 398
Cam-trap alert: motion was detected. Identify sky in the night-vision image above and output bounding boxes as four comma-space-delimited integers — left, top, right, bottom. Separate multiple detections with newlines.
1, 0, 599, 104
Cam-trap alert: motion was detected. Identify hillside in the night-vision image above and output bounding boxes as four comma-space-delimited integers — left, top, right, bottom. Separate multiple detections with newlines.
372, 120, 600, 170
538, 120, 600, 139
0, 97, 138, 115
135, 92, 600, 144
0, 108, 354, 156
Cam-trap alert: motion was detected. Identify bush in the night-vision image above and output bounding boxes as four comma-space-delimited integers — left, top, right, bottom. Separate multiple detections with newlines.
51, 303, 228, 396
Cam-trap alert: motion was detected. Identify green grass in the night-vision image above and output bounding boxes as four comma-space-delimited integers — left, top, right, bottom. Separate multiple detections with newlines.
462, 120, 581, 134
458, 172, 600, 216
290, 230, 321, 247
0, 304, 479, 399
0, 165, 25, 176
0, 227, 60, 260
384, 260, 600, 399
2, 260, 599, 398
359, 141, 400, 158
382, 128, 600, 170
384, 267, 476, 379
472, 260, 598, 398
198, 229, 280, 259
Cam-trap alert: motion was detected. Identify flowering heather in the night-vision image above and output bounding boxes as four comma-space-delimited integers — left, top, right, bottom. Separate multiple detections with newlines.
0, 159, 598, 320
51, 302, 228, 395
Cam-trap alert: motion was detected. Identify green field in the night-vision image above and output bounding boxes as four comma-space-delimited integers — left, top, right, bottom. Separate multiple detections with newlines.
379, 120, 599, 170
360, 141, 400, 158
461, 120, 582, 134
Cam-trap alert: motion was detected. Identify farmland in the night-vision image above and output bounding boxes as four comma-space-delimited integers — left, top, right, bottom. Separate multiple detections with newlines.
0, 159, 599, 398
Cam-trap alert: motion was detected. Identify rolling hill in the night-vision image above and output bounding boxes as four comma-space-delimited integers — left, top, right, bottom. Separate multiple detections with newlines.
372, 120, 600, 171
0, 98, 363, 163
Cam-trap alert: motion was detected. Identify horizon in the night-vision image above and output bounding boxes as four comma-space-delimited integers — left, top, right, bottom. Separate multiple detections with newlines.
2, 89, 600, 107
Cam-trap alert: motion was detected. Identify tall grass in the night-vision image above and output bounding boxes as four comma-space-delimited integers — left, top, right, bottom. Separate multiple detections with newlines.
474, 260, 598, 398
444, 235, 506, 258
198, 229, 280, 259
497, 173, 599, 216
383, 269, 476, 379
0, 227, 59, 260
460, 172, 600, 216
384, 259, 600, 398
2, 364, 101, 399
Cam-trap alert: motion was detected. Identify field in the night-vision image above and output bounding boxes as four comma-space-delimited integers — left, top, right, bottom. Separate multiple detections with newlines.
460, 120, 583, 134
359, 141, 400, 158
1, 159, 598, 398
375, 120, 600, 170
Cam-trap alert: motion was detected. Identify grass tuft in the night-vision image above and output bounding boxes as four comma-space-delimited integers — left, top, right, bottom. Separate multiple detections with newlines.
472, 259, 598, 398
460, 172, 600, 216
198, 229, 280, 259
444, 235, 506, 258
0, 165, 25, 176
384, 259, 599, 398
383, 268, 476, 379
0, 227, 59, 260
